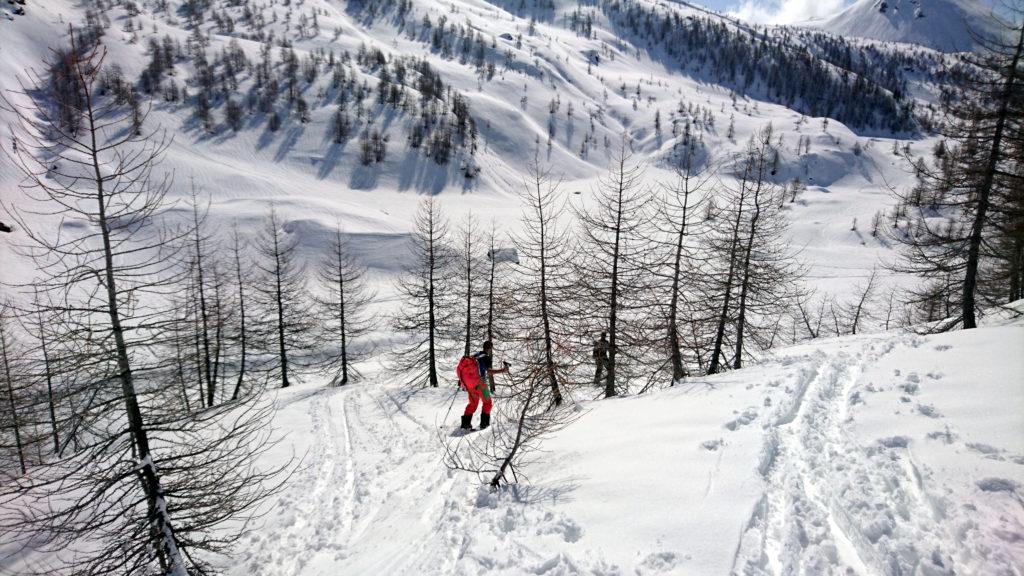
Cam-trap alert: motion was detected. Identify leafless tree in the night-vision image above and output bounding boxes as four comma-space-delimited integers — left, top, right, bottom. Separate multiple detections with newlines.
646, 139, 712, 385
573, 143, 653, 397
0, 33, 286, 574
841, 268, 879, 335
0, 305, 28, 476
483, 219, 515, 346
509, 161, 577, 406
706, 126, 805, 373
178, 185, 235, 407
315, 224, 376, 386
454, 213, 486, 357
229, 223, 254, 400
252, 205, 317, 388
393, 197, 458, 387
889, 12, 1024, 329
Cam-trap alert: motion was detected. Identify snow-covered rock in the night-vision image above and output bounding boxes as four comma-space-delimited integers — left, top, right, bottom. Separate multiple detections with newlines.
804, 0, 1002, 52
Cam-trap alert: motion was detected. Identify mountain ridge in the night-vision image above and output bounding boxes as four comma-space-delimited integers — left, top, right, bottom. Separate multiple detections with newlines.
802, 0, 1000, 52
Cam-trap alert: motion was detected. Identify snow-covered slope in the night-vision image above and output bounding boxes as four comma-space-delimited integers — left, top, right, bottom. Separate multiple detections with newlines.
0, 1, 1021, 574
111, 312, 1014, 575
0, 0, 941, 305
806, 0, 1000, 52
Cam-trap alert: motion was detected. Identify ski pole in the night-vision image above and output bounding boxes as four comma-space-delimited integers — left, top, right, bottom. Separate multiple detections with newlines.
442, 380, 460, 424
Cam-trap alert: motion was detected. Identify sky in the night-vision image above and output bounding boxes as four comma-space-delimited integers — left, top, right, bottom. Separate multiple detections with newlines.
701, 0, 1002, 25
713, 0, 852, 24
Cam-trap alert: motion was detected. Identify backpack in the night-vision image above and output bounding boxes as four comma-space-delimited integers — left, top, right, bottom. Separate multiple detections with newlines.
457, 356, 482, 390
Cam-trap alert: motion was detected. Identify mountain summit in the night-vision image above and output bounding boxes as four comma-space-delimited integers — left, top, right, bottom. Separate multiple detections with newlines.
805, 0, 1000, 52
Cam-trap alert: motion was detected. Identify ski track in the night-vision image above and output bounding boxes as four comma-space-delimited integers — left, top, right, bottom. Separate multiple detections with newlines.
231, 379, 516, 575
232, 389, 346, 576
733, 334, 966, 576
226, 330, 1020, 576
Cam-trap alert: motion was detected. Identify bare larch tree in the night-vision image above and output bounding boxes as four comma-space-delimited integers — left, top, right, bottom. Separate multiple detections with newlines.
573, 144, 653, 397
509, 161, 577, 406
315, 224, 376, 386
393, 197, 457, 387
252, 204, 316, 388
0, 33, 285, 575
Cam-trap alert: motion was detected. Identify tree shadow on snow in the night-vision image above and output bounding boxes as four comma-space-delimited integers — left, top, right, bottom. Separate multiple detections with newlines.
274, 124, 306, 163
316, 139, 348, 180
393, 151, 451, 195
503, 477, 582, 505
274, 386, 340, 409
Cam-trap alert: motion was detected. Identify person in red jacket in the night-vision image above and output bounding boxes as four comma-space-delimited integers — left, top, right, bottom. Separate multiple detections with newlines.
458, 341, 508, 430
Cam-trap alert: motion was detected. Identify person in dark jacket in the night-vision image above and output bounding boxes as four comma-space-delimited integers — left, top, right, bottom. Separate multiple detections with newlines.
463, 340, 508, 429
593, 332, 609, 388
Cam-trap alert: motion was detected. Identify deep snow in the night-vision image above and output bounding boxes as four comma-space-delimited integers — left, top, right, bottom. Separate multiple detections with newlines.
1, 0, 1021, 574
211, 312, 1024, 576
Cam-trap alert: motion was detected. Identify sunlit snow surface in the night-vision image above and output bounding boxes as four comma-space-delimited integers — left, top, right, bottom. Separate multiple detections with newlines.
0, 0, 1020, 574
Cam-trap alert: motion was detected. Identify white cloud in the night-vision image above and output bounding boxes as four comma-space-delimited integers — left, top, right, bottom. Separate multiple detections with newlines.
728, 0, 851, 24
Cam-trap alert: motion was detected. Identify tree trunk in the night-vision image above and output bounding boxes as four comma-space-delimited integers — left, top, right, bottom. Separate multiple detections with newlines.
427, 217, 439, 388
963, 24, 1023, 329
734, 175, 765, 370
338, 246, 349, 386
487, 236, 496, 343
667, 178, 692, 382
538, 210, 562, 405
463, 249, 472, 357
273, 230, 291, 388
89, 109, 186, 573
709, 168, 749, 375
1, 326, 26, 475
231, 236, 248, 400
193, 214, 215, 407
605, 161, 626, 398
37, 309, 60, 454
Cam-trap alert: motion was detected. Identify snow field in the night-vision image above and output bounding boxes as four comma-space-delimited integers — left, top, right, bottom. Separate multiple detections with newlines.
216, 315, 1022, 575
2, 1, 1021, 574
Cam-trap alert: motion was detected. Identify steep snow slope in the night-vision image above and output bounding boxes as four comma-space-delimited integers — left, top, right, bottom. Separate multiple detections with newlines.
0, 0, 931, 306
99, 312, 1013, 575
806, 0, 1001, 52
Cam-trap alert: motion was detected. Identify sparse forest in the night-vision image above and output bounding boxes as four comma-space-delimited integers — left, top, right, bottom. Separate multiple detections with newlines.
0, 0, 1021, 573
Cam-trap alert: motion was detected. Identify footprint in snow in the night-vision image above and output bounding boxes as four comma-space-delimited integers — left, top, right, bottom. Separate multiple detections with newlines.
701, 438, 725, 451
639, 551, 687, 572
877, 436, 910, 449
926, 427, 957, 444
724, 408, 758, 431
977, 477, 1019, 493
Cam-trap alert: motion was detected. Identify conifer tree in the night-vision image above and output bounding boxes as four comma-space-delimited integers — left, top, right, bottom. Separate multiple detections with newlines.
253, 205, 316, 388
316, 225, 376, 386
573, 144, 653, 397
393, 198, 457, 387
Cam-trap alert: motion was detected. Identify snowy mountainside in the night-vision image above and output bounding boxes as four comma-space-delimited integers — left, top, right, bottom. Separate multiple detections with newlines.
0, 1, 1021, 574
0, 0, 956, 302
167, 309, 1022, 575
805, 0, 1001, 52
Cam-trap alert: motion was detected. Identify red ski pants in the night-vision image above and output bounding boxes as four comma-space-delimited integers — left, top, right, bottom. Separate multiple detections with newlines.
463, 385, 492, 416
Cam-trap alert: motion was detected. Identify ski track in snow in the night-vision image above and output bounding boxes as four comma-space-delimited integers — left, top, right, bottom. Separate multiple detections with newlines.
228, 381, 541, 575
220, 327, 1022, 576
732, 335, 989, 576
